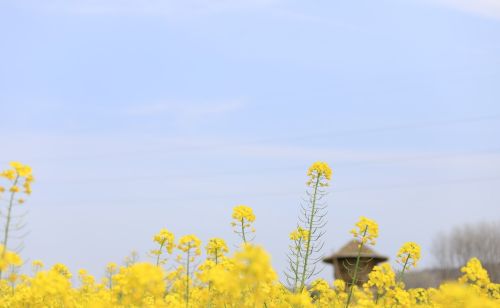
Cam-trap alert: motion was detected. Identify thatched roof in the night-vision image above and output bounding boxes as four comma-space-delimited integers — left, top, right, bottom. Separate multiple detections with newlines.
323, 240, 388, 264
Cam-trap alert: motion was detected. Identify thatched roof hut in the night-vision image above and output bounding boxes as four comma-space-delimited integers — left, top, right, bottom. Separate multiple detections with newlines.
323, 240, 388, 286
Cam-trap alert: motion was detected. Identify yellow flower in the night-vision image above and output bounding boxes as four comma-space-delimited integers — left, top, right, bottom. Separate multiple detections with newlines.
52, 263, 72, 279
306, 161, 332, 187
232, 205, 255, 222
0, 169, 16, 180
9, 185, 20, 193
113, 263, 166, 305
153, 228, 175, 254
178, 234, 202, 256
350, 216, 379, 245
459, 257, 491, 288
106, 262, 118, 274
397, 242, 421, 268
0, 186, 4, 193
10, 161, 33, 177
24, 186, 32, 195
364, 263, 396, 294
18, 198, 25, 204
232, 205, 256, 243
0, 245, 22, 270
206, 238, 229, 262
334, 279, 346, 292
32, 259, 44, 268
289, 226, 310, 241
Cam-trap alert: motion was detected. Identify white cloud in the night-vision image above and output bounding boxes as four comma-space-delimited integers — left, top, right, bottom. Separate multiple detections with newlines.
434, 0, 500, 19
123, 99, 245, 126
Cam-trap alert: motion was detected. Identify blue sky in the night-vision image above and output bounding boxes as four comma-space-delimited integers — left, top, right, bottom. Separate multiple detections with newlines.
1, 0, 499, 281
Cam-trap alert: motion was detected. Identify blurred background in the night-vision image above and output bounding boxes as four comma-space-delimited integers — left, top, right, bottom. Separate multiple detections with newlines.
0, 0, 499, 283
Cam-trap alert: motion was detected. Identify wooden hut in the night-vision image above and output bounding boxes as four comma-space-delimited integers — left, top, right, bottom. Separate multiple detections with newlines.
323, 240, 388, 286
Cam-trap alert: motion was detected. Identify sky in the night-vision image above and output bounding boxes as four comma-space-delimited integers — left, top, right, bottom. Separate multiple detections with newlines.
0, 0, 499, 282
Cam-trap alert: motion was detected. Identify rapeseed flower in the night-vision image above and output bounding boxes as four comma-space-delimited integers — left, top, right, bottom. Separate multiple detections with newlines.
306, 161, 332, 187
289, 226, 309, 241
177, 235, 202, 256
231, 205, 256, 243
350, 216, 379, 245
397, 241, 421, 268
459, 257, 491, 288
0, 245, 22, 271
206, 238, 228, 263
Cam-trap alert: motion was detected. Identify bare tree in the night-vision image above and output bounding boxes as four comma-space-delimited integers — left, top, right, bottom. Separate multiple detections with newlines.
431, 221, 500, 282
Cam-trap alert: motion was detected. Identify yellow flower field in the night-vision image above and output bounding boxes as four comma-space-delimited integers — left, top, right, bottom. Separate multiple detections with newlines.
0, 161, 499, 307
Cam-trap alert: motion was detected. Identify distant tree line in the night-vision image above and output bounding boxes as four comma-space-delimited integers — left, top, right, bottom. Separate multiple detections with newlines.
403, 221, 500, 288
431, 220, 500, 282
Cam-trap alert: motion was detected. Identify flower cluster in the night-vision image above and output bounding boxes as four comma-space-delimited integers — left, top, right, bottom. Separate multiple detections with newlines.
231, 205, 256, 222
459, 257, 491, 288
177, 234, 202, 256
231, 205, 256, 243
289, 226, 310, 241
206, 238, 229, 263
306, 161, 332, 187
151, 228, 175, 267
0, 245, 22, 271
397, 242, 421, 268
0, 161, 34, 196
350, 216, 379, 245
364, 263, 396, 294
153, 228, 175, 254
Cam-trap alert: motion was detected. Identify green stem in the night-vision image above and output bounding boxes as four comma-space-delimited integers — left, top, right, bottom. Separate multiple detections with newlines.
108, 273, 113, 290
299, 176, 320, 292
240, 218, 247, 243
345, 227, 368, 308
185, 248, 190, 308
292, 240, 302, 292
398, 254, 410, 284
155, 242, 165, 266
0, 176, 19, 279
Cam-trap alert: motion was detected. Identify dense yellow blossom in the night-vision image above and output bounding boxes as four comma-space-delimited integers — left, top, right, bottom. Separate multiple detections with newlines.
459, 257, 491, 288
153, 228, 175, 254
364, 263, 396, 294
397, 241, 421, 268
0, 169, 16, 181
113, 262, 166, 306
306, 161, 332, 187
0, 245, 22, 271
31, 260, 44, 269
0, 161, 498, 307
289, 226, 310, 241
350, 216, 379, 245
0, 234, 499, 307
231, 205, 256, 243
206, 238, 229, 262
9, 162, 33, 177
232, 205, 256, 222
177, 234, 202, 256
